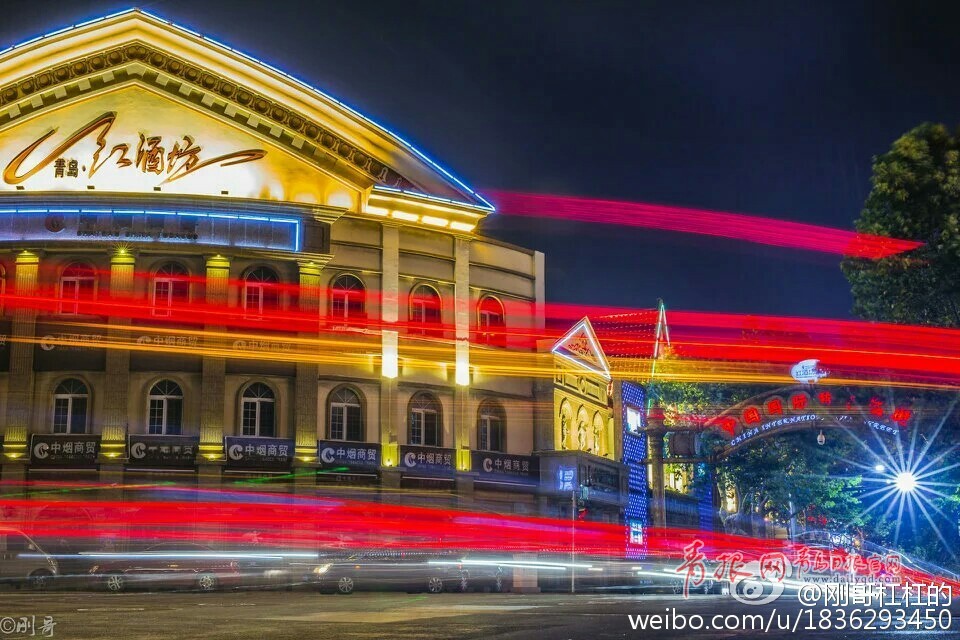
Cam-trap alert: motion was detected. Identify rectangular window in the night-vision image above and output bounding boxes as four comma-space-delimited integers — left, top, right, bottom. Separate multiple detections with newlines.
242, 400, 258, 436
166, 399, 182, 435
330, 405, 345, 440
410, 412, 423, 445
148, 399, 164, 434
259, 401, 275, 438
69, 397, 87, 434
346, 406, 363, 441
60, 278, 95, 315
424, 411, 440, 447
479, 416, 502, 452
153, 281, 171, 317
53, 399, 69, 434
152, 280, 189, 317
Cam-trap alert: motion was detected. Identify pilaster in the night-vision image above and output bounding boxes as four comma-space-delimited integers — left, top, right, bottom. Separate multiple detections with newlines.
294, 260, 322, 463
100, 248, 135, 461
3, 250, 39, 462
199, 254, 229, 462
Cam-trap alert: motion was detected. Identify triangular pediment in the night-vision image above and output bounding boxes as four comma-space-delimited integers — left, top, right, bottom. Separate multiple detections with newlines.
0, 10, 491, 212
552, 317, 611, 380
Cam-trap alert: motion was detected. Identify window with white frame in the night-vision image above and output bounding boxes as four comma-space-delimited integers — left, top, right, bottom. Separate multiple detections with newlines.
152, 263, 190, 317
477, 400, 506, 452
53, 378, 89, 434
243, 267, 280, 316
409, 391, 441, 447
241, 382, 276, 437
409, 284, 442, 336
477, 296, 506, 346
148, 380, 183, 435
58, 263, 96, 314
330, 274, 366, 323
328, 386, 364, 441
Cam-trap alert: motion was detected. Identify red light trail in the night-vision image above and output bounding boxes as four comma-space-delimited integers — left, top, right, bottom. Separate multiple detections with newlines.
10, 273, 960, 386
487, 190, 922, 259
5, 485, 951, 590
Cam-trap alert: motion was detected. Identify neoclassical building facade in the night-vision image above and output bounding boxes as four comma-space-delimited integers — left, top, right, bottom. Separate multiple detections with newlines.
0, 10, 627, 522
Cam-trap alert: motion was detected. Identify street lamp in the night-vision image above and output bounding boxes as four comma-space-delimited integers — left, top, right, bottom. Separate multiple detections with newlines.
816, 430, 825, 446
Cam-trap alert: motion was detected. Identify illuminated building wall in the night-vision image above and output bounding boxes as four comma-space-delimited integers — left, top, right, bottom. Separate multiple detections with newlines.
0, 10, 551, 509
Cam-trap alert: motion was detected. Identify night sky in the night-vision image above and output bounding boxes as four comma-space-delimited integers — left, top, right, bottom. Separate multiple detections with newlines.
4, 1, 960, 319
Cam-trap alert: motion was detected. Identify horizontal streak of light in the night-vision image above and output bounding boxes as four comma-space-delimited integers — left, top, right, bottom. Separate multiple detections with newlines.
487, 190, 922, 259
4, 487, 952, 588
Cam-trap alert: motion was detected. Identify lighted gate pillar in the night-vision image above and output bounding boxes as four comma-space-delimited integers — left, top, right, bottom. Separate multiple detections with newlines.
198, 254, 230, 472
99, 248, 135, 468
293, 260, 322, 481
647, 406, 667, 529
1, 250, 40, 485
379, 225, 401, 489
453, 238, 474, 504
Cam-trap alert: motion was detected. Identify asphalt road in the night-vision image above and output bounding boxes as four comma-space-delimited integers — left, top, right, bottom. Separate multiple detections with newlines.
1, 590, 958, 639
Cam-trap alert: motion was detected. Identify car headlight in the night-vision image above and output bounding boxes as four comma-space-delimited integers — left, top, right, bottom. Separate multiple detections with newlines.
313, 564, 331, 575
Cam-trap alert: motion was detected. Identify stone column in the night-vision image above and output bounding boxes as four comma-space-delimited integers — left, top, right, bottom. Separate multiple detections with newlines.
199, 255, 229, 463
294, 261, 322, 465
647, 406, 667, 528
99, 249, 135, 463
2, 251, 39, 476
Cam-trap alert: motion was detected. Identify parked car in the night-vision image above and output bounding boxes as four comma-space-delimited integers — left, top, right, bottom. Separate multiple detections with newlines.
315, 551, 467, 594
0, 528, 58, 589
88, 542, 241, 592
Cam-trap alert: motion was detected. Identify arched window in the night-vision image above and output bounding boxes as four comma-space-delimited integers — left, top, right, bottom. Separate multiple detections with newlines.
328, 386, 364, 441
148, 380, 183, 435
408, 391, 442, 447
477, 399, 506, 452
152, 263, 190, 317
59, 262, 96, 314
241, 382, 275, 437
243, 267, 280, 316
53, 378, 89, 434
477, 296, 506, 346
330, 274, 366, 322
409, 284, 442, 336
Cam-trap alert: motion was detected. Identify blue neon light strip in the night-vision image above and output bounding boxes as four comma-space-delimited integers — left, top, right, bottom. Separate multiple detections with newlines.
0, 206, 301, 251
622, 381, 649, 558
0, 9, 494, 213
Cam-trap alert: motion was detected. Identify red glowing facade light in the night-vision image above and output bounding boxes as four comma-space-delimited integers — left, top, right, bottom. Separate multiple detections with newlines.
488, 190, 922, 259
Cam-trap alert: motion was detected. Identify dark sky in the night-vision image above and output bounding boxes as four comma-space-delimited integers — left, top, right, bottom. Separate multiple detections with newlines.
3, 1, 959, 319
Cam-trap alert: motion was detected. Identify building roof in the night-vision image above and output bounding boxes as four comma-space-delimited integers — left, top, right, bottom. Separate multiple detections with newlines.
0, 9, 492, 215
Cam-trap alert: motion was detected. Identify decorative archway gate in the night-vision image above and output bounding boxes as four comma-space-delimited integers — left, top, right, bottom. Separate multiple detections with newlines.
644, 385, 909, 528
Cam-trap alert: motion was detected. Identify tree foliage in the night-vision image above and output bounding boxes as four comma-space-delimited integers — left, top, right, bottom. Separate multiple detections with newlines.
842, 123, 960, 326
